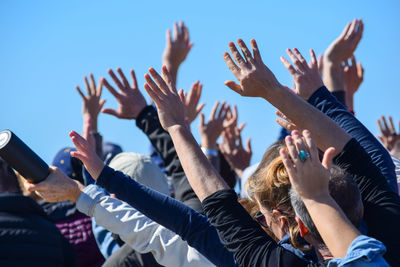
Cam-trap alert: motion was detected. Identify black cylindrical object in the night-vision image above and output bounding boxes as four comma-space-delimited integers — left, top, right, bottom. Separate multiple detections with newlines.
0, 130, 49, 183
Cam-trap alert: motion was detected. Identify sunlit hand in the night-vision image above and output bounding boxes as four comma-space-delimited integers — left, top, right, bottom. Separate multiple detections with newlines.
199, 101, 230, 150
162, 21, 193, 81
275, 110, 300, 132
26, 166, 85, 203
224, 39, 282, 98
102, 68, 147, 119
183, 81, 205, 124
76, 74, 105, 132
219, 125, 252, 177
324, 19, 364, 64
144, 66, 186, 131
377, 116, 400, 151
69, 130, 105, 180
343, 56, 364, 97
280, 48, 323, 100
280, 130, 335, 200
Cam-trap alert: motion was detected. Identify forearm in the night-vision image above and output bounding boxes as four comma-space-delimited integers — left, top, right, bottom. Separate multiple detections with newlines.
303, 195, 360, 258
308, 87, 398, 193
94, 166, 234, 266
322, 60, 344, 94
263, 86, 351, 156
169, 125, 229, 201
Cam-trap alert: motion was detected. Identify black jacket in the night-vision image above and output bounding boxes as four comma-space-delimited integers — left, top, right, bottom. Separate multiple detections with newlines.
0, 193, 78, 267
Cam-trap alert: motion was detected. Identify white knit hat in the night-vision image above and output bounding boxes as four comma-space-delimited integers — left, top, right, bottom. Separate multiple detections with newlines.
109, 152, 170, 195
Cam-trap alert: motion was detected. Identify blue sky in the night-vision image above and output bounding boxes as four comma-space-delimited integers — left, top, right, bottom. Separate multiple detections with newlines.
1, 0, 399, 164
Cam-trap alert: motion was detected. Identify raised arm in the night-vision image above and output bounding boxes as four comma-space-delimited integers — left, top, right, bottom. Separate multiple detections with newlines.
223, 39, 351, 155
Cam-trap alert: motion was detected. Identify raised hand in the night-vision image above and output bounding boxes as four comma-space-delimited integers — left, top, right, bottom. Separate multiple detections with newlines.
324, 19, 364, 64
102, 68, 147, 119
26, 166, 85, 203
162, 21, 193, 82
280, 130, 335, 199
183, 81, 205, 124
343, 56, 364, 110
377, 116, 400, 152
224, 39, 282, 98
275, 110, 300, 132
144, 66, 186, 131
69, 130, 105, 180
199, 101, 229, 150
219, 125, 252, 177
75, 74, 105, 132
280, 48, 323, 100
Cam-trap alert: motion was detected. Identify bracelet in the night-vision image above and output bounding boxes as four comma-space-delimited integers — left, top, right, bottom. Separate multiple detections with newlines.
201, 147, 218, 157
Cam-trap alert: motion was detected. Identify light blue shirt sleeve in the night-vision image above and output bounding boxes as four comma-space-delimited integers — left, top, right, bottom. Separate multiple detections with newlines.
328, 235, 389, 267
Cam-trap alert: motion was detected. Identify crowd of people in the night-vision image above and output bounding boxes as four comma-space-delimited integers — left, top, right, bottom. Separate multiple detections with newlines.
1, 18, 400, 267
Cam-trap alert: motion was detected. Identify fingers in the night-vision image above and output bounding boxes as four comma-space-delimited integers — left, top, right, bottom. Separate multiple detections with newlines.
224, 80, 243, 95
293, 48, 308, 68
69, 131, 90, 152
223, 52, 241, 78
292, 130, 308, 156
161, 65, 176, 92
199, 113, 205, 127
165, 28, 172, 45
377, 119, 384, 134
96, 78, 104, 98
101, 108, 119, 118
108, 69, 124, 91
302, 130, 318, 161
389, 116, 396, 133
238, 122, 246, 132
209, 101, 220, 121
280, 56, 297, 76
103, 78, 120, 98
382, 116, 390, 132
276, 118, 295, 132
237, 39, 254, 64
144, 83, 162, 107
75, 85, 86, 100
229, 42, 247, 67
178, 89, 185, 104
356, 62, 364, 79
250, 39, 262, 62
117, 68, 130, 89
196, 103, 206, 116
321, 147, 336, 169
84, 76, 91, 96
286, 48, 307, 72
173, 22, 179, 41
246, 138, 252, 154
89, 73, 96, 95
339, 22, 352, 40
280, 148, 297, 177
148, 67, 169, 94
285, 135, 299, 162
130, 69, 138, 89
309, 49, 318, 69
217, 102, 227, 119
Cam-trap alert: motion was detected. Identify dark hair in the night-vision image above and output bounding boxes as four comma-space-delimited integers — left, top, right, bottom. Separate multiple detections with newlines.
290, 165, 363, 243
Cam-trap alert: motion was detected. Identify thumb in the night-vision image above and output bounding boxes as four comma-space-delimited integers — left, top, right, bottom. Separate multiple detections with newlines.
199, 113, 205, 127
321, 147, 336, 170
224, 80, 243, 95
101, 108, 119, 118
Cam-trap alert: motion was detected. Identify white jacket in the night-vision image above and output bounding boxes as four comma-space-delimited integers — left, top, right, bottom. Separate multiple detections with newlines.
76, 184, 214, 267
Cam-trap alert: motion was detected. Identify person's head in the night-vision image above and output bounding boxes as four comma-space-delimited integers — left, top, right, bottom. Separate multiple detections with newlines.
246, 140, 305, 248
52, 147, 84, 183
0, 157, 21, 194
109, 152, 170, 195
290, 165, 363, 245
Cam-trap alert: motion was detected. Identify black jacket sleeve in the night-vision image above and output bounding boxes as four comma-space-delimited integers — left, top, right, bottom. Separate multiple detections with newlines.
334, 138, 400, 266
136, 105, 203, 213
202, 189, 318, 267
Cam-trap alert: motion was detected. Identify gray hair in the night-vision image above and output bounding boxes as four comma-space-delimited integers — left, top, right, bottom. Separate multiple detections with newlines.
290, 165, 363, 243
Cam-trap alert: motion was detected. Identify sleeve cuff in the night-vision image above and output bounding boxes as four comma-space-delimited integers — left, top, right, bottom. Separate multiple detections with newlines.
96, 165, 115, 190
307, 86, 329, 105
76, 184, 107, 217
135, 105, 157, 128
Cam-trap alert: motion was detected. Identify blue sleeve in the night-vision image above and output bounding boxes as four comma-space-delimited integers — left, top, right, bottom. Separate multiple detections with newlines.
308, 86, 398, 193
95, 165, 236, 267
92, 218, 120, 259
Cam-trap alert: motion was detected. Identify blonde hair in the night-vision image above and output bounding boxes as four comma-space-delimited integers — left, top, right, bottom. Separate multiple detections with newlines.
246, 147, 308, 250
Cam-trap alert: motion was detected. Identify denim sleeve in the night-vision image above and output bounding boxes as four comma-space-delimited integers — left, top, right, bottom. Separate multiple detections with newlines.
95, 165, 236, 267
328, 235, 389, 267
308, 86, 398, 193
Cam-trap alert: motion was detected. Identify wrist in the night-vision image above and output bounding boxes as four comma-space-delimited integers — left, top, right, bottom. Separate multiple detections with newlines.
201, 138, 218, 151
201, 147, 218, 157
69, 180, 85, 202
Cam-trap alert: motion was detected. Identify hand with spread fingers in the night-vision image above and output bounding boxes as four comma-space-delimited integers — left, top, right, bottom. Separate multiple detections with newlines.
75, 74, 105, 133
144, 66, 186, 131
69, 130, 105, 180
223, 39, 282, 98
26, 166, 85, 203
275, 110, 300, 132
343, 56, 364, 110
219, 125, 252, 177
280, 48, 323, 100
324, 19, 364, 64
377, 116, 400, 152
280, 130, 335, 200
199, 101, 230, 150
183, 81, 205, 124
102, 68, 147, 119
162, 21, 193, 83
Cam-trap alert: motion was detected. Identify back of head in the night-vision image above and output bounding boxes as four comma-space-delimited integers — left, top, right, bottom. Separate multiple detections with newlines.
0, 157, 21, 193
290, 165, 363, 243
109, 152, 170, 195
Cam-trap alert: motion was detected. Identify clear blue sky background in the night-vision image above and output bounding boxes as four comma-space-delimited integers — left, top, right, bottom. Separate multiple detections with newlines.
1, 0, 399, 164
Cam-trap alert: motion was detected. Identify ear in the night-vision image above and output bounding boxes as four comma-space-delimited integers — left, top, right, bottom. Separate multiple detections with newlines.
295, 217, 309, 237
272, 209, 287, 229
